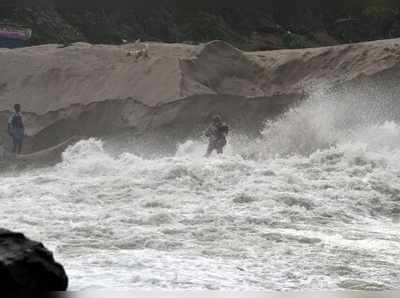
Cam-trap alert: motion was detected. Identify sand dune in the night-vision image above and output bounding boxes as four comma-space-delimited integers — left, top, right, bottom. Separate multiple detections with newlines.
1, 39, 400, 152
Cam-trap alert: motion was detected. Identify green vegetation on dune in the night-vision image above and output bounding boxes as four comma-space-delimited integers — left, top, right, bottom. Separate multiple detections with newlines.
0, 1, 399, 49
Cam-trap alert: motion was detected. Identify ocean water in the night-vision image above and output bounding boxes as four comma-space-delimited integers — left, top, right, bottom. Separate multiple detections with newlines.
1, 94, 400, 291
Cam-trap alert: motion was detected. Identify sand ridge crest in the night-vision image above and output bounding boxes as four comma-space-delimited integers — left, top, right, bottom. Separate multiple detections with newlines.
1, 38, 400, 115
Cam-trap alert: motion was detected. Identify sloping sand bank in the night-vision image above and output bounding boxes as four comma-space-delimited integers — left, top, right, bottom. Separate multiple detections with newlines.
1, 39, 400, 152
0, 136, 80, 168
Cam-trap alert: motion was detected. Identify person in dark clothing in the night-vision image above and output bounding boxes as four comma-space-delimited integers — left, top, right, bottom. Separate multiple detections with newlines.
204, 115, 229, 157
8, 104, 25, 154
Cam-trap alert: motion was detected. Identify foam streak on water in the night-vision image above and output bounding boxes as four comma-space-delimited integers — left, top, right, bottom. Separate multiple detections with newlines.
1, 94, 400, 291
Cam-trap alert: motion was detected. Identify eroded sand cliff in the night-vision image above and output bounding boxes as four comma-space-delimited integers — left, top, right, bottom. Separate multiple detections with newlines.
1, 39, 400, 153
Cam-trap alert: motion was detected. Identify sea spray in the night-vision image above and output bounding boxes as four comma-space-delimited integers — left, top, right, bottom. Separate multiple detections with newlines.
1, 92, 400, 290
227, 89, 400, 159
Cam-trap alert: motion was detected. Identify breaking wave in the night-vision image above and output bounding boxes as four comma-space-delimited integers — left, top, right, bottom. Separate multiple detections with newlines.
2, 90, 400, 290
231, 90, 400, 159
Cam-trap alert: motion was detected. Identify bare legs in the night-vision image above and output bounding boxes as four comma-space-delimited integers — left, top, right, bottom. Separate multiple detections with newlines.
12, 139, 22, 155
204, 144, 224, 157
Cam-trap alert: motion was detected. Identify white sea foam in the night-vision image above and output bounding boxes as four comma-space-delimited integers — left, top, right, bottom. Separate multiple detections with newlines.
1, 92, 400, 290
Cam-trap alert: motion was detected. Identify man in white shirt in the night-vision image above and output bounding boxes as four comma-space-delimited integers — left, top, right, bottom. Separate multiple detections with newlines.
204, 115, 229, 157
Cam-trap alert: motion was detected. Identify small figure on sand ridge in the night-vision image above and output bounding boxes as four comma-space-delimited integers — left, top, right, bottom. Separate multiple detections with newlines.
126, 40, 149, 60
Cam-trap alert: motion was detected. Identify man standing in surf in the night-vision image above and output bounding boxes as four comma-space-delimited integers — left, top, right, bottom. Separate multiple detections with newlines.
8, 104, 25, 154
204, 115, 229, 157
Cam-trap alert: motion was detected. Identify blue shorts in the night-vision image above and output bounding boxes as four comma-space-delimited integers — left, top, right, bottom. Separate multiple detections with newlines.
11, 128, 24, 146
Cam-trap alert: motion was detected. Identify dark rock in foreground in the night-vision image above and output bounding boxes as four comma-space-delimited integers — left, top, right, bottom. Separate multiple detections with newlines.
0, 228, 68, 294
